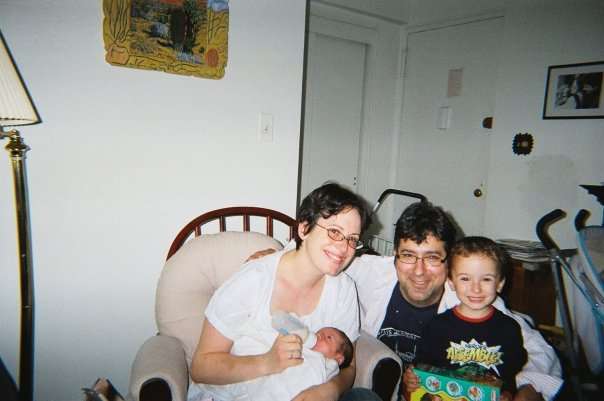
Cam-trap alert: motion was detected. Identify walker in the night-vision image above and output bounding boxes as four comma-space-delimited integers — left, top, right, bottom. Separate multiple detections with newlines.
536, 209, 604, 400
362, 188, 428, 256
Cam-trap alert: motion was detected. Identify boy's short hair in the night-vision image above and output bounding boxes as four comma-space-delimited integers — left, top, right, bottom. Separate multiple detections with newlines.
394, 201, 457, 254
332, 327, 354, 369
296, 182, 371, 249
449, 236, 510, 279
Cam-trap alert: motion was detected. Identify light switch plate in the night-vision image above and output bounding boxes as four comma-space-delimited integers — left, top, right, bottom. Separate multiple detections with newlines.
437, 106, 451, 130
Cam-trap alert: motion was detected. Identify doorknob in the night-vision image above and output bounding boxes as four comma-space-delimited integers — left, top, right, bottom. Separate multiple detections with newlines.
482, 117, 493, 129
473, 188, 483, 197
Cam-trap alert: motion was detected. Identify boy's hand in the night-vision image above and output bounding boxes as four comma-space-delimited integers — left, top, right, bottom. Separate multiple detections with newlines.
403, 365, 420, 393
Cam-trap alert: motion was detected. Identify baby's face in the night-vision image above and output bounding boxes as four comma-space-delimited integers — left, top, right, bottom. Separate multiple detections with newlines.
312, 327, 344, 360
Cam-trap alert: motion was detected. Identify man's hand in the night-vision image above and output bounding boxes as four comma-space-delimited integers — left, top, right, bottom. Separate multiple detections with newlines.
513, 384, 544, 401
500, 391, 513, 401
292, 383, 339, 401
402, 365, 420, 394
245, 248, 277, 262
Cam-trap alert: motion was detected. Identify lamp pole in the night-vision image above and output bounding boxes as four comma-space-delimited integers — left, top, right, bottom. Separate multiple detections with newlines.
2, 128, 34, 401
1, 29, 39, 401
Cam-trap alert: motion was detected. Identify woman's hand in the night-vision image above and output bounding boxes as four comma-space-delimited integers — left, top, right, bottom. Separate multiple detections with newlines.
264, 333, 304, 374
292, 383, 339, 401
403, 365, 420, 394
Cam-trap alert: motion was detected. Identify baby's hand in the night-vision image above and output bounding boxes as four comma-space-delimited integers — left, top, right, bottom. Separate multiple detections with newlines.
403, 365, 420, 393
265, 333, 303, 374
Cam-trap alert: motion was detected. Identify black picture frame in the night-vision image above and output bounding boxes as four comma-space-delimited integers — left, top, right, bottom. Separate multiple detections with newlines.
542, 61, 604, 119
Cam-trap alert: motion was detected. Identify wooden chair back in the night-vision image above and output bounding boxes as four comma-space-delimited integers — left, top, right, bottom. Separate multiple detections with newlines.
166, 206, 296, 260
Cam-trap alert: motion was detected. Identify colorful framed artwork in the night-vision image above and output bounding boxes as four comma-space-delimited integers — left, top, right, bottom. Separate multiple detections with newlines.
542, 61, 604, 119
103, 0, 229, 79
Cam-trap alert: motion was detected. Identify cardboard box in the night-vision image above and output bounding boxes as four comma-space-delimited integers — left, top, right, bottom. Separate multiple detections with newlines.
410, 363, 502, 401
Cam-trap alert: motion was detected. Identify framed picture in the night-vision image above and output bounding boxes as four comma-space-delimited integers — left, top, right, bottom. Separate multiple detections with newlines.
542, 61, 604, 119
102, 0, 229, 79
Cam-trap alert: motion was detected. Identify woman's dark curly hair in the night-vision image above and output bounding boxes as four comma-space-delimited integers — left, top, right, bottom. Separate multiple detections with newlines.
295, 182, 371, 249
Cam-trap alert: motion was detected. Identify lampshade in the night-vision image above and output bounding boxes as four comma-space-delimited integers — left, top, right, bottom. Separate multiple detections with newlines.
0, 33, 39, 127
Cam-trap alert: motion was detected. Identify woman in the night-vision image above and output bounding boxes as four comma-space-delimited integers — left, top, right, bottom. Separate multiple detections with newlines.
190, 183, 371, 400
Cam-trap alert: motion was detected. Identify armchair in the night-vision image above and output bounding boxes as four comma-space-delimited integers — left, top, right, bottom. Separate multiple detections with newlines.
127, 207, 401, 401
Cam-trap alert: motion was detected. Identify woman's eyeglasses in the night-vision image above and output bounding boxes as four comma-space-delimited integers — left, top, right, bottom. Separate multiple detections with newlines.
315, 223, 363, 250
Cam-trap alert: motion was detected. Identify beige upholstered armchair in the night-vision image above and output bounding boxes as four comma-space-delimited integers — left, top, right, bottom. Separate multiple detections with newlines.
127, 208, 401, 401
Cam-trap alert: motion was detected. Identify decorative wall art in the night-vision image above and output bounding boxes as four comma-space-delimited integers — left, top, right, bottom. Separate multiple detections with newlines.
513, 133, 533, 156
542, 61, 604, 119
103, 0, 229, 79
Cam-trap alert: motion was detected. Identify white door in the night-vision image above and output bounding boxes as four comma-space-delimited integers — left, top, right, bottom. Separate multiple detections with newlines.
397, 18, 503, 235
300, 31, 367, 199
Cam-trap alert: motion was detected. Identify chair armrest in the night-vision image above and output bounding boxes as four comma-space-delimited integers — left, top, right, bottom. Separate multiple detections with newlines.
128, 335, 189, 401
355, 331, 402, 400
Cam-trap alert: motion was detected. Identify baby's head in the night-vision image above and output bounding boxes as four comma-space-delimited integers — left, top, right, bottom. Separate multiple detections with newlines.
311, 327, 353, 368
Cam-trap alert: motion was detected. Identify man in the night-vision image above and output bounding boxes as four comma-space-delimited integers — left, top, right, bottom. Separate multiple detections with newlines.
345, 202, 562, 401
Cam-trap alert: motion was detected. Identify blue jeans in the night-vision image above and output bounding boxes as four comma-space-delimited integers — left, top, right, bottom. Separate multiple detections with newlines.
340, 388, 382, 401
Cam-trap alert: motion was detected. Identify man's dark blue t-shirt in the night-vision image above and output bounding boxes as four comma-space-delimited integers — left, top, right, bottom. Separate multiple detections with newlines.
377, 284, 439, 370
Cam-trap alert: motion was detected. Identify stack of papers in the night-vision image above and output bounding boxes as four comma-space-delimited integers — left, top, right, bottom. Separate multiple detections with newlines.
496, 239, 550, 265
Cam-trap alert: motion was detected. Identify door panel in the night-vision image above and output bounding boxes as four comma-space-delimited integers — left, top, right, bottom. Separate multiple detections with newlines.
301, 32, 366, 199
397, 18, 502, 235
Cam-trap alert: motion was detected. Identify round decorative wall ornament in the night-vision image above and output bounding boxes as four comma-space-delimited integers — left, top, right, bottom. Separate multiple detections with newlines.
513, 133, 533, 155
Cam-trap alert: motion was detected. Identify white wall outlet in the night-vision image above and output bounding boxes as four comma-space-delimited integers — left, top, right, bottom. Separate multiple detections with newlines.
258, 112, 274, 142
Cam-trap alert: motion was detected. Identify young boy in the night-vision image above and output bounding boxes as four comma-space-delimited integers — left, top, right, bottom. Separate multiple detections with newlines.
198, 326, 353, 401
404, 236, 528, 401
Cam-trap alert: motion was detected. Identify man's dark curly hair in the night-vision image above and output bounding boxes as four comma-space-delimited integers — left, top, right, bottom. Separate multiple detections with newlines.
295, 183, 371, 249
394, 201, 457, 255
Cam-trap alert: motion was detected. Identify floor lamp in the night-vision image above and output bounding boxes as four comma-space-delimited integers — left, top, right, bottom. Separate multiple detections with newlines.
0, 32, 40, 401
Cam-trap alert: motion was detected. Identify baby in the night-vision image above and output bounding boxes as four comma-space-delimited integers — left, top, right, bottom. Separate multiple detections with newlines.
310, 326, 354, 368
196, 325, 353, 401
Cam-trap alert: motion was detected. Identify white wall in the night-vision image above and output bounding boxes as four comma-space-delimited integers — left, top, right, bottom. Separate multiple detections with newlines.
319, 0, 406, 23
308, 2, 406, 237
402, 0, 504, 26
484, 0, 604, 247
0, 1, 306, 400
393, 0, 603, 247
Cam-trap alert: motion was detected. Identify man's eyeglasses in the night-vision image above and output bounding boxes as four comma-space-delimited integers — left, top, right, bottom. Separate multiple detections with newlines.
315, 223, 363, 250
396, 252, 446, 267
